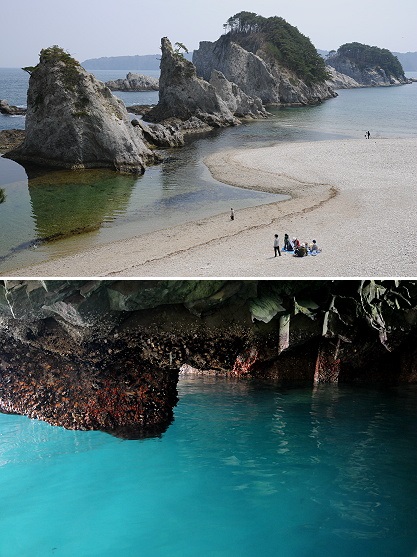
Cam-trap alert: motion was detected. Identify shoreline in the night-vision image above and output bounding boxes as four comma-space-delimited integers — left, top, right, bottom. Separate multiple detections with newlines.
5, 137, 417, 278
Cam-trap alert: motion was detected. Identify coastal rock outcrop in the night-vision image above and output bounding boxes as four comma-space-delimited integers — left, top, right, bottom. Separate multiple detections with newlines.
193, 35, 336, 105
325, 66, 361, 89
146, 37, 239, 128
326, 43, 409, 86
4, 46, 154, 173
0, 99, 26, 115
132, 119, 185, 148
1, 280, 417, 435
327, 57, 407, 86
105, 72, 159, 91
209, 70, 267, 118
0, 129, 25, 151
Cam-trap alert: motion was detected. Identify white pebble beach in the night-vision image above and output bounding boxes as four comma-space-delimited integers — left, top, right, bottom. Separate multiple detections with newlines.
8, 137, 417, 278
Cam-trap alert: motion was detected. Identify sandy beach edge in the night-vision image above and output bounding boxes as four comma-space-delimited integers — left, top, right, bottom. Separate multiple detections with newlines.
4, 137, 417, 278
4, 144, 337, 277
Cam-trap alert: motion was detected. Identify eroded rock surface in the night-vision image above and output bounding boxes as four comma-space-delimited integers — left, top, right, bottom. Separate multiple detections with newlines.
4, 46, 154, 173
1, 280, 417, 435
209, 70, 267, 118
325, 66, 362, 89
326, 53, 410, 86
105, 72, 159, 91
0, 100, 26, 115
193, 36, 336, 105
146, 37, 238, 128
0, 129, 25, 151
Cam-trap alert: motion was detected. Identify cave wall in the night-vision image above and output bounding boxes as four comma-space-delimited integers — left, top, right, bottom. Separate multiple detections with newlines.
1, 279, 417, 434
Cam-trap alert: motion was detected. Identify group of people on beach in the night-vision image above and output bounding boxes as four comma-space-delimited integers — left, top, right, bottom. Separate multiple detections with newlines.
229, 210, 321, 259
273, 234, 321, 258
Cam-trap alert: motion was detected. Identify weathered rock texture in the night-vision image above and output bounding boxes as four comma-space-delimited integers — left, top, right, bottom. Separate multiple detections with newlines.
105, 72, 159, 91
146, 37, 239, 128
1, 280, 417, 435
209, 70, 267, 118
0, 99, 26, 115
0, 129, 25, 151
132, 118, 184, 148
193, 36, 337, 105
5, 46, 154, 173
325, 66, 362, 89
326, 54, 409, 86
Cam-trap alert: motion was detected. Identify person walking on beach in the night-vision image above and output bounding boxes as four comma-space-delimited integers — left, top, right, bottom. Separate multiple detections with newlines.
366, 131, 371, 139
274, 234, 281, 257
230, 208, 234, 221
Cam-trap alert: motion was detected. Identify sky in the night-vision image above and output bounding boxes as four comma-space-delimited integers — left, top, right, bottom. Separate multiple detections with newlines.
1, 0, 416, 67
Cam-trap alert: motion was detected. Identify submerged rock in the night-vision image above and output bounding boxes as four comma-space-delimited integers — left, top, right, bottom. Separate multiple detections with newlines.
5, 46, 154, 173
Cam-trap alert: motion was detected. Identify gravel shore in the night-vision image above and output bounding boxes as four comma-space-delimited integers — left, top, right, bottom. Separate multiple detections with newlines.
7, 137, 417, 278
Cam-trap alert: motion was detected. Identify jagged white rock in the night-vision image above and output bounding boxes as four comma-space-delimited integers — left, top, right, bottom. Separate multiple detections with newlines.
193, 36, 336, 105
6, 47, 154, 173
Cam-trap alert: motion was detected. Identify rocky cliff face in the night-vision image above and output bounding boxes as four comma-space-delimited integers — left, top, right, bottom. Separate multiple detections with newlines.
1, 280, 417, 435
146, 37, 239, 128
193, 36, 337, 105
209, 70, 267, 118
325, 66, 362, 89
5, 46, 154, 173
326, 55, 409, 86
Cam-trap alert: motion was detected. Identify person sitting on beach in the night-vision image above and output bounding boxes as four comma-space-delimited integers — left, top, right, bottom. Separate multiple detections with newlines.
294, 245, 307, 257
293, 237, 300, 249
283, 233, 292, 251
273, 234, 281, 257
309, 240, 321, 254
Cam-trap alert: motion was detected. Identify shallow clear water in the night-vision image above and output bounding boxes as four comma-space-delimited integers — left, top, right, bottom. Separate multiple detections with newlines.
0, 377, 416, 557
0, 69, 416, 271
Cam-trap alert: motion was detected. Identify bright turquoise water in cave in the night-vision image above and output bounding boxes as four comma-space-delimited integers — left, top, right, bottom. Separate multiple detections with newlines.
1, 377, 417, 557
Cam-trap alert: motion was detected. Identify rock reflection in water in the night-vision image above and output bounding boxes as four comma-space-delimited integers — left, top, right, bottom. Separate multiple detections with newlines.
26, 166, 137, 242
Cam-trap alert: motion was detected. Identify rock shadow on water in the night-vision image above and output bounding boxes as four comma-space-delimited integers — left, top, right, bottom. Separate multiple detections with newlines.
104, 416, 175, 440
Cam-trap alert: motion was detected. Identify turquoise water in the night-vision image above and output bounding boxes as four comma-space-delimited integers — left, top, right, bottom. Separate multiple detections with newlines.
0, 70, 416, 271
1, 377, 417, 557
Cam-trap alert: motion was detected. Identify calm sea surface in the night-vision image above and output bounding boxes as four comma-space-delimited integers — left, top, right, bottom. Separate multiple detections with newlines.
0, 378, 416, 557
0, 69, 416, 271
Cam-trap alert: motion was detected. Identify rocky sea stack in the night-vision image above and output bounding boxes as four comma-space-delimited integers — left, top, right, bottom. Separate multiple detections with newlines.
5, 46, 154, 173
146, 37, 239, 128
326, 42, 409, 86
193, 12, 337, 105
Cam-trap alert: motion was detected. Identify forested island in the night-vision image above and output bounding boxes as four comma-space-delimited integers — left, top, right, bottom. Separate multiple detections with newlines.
326, 42, 408, 85
221, 11, 329, 85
